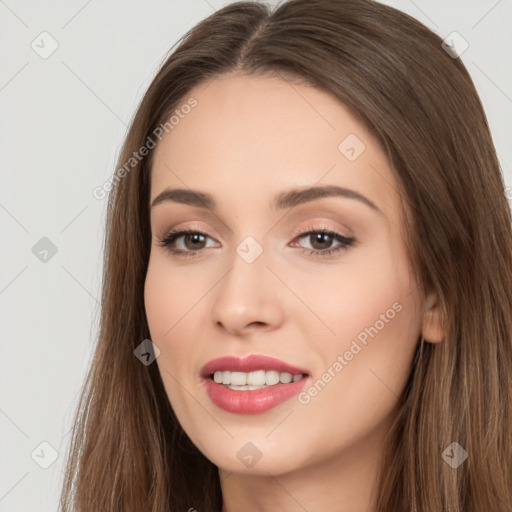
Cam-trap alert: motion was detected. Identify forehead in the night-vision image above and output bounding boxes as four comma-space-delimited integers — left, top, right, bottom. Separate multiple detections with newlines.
150, 72, 397, 216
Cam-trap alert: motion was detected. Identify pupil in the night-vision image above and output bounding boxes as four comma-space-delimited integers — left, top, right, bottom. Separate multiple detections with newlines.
311, 233, 331, 250
185, 233, 205, 249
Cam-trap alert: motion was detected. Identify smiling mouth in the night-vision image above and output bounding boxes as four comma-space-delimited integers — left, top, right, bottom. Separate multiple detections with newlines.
210, 370, 307, 390
201, 354, 310, 412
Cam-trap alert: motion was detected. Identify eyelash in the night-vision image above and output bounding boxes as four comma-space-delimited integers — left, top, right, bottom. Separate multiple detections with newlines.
156, 224, 356, 259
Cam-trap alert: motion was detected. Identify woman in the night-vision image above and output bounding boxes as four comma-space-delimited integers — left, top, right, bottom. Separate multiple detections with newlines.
60, 0, 512, 510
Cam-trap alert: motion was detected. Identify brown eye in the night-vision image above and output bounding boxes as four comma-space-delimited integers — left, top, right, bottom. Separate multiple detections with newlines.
308, 232, 335, 251
182, 233, 207, 250
157, 229, 217, 258
293, 227, 356, 257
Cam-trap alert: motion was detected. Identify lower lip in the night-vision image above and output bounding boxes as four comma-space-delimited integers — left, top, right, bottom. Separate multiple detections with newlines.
204, 376, 308, 414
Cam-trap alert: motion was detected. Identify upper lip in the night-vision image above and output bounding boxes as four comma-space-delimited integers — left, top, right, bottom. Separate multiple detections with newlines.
200, 354, 310, 378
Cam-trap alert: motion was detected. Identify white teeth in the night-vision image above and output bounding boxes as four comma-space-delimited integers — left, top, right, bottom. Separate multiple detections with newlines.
280, 372, 293, 384
265, 370, 280, 385
247, 370, 266, 386
212, 370, 304, 387
230, 372, 247, 386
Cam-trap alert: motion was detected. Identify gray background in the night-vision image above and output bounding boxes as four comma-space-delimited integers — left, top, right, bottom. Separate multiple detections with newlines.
1, 1, 511, 510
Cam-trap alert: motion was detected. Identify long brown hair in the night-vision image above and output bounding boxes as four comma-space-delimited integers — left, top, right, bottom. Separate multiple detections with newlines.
59, 1, 512, 510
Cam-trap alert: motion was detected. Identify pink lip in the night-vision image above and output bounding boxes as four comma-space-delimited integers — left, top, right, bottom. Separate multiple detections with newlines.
200, 354, 310, 414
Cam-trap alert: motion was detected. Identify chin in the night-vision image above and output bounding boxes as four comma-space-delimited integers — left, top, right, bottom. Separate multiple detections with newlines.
186, 427, 318, 476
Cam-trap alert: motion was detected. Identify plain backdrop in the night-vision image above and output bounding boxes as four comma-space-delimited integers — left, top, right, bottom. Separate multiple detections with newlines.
0, 1, 511, 510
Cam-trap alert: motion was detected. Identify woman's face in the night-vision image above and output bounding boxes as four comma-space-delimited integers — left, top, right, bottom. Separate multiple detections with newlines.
144, 72, 431, 477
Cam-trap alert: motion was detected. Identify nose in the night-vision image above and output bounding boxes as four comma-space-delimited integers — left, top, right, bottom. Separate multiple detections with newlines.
210, 246, 285, 337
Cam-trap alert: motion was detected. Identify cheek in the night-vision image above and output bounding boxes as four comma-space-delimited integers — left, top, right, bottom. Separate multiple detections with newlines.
288, 234, 416, 350
144, 268, 167, 339
144, 255, 208, 393
144, 255, 199, 339
144, 259, 194, 419
294, 246, 420, 437
144, 257, 192, 397
297, 304, 418, 444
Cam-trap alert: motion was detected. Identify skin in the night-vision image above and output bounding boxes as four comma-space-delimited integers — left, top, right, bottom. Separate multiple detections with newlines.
144, 72, 444, 512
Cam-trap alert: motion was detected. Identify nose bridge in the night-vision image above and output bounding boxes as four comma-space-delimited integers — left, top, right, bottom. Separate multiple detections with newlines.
210, 233, 283, 333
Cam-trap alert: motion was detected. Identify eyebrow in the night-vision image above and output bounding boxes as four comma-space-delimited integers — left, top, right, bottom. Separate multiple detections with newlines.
150, 185, 381, 214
